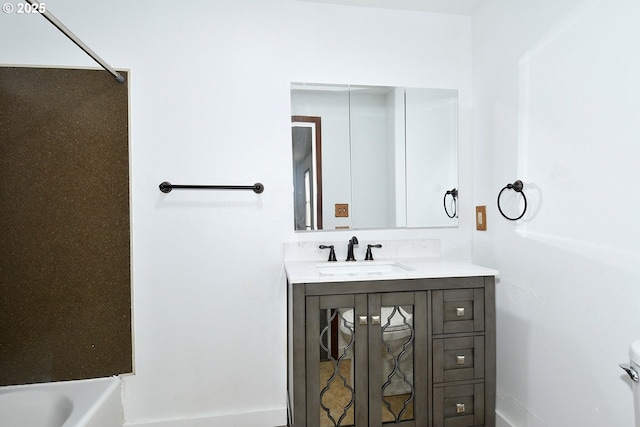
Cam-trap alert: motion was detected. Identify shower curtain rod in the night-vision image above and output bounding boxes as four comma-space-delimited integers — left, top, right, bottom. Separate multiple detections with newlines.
25, 0, 125, 83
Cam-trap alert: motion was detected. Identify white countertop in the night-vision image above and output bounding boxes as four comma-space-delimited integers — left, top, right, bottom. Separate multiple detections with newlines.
285, 257, 499, 284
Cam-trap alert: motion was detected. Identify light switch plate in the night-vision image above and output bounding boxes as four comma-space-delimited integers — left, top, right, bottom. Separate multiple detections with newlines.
476, 206, 487, 231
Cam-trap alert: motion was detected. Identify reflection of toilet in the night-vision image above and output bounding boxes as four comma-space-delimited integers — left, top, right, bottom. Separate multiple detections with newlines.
339, 307, 414, 395
621, 339, 640, 426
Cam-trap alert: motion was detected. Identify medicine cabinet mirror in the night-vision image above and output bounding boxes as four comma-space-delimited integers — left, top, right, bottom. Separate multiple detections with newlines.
291, 83, 458, 231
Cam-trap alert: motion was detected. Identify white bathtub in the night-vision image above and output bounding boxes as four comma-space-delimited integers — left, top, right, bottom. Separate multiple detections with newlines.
0, 376, 122, 427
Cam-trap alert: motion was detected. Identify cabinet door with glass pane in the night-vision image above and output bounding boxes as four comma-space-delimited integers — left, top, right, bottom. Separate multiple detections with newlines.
305, 294, 366, 427
368, 292, 428, 427
305, 291, 428, 427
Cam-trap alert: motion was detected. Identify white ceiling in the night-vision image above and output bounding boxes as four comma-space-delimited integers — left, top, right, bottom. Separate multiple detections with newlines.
296, 0, 484, 15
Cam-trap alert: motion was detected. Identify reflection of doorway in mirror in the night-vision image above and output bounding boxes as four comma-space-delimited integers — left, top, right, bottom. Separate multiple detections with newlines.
304, 169, 311, 229
292, 116, 323, 230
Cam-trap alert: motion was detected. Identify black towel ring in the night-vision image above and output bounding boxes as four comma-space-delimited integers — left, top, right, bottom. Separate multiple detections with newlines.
497, 180, 527, 221
443, 188, 458, 218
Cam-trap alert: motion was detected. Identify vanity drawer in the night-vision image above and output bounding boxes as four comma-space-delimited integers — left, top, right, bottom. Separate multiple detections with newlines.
433, 336, 485, 383
433, 383, 485, 427
432, 288, 485, 334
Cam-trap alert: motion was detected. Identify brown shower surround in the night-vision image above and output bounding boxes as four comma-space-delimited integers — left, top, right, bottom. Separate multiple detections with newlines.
0, 67, 132, 386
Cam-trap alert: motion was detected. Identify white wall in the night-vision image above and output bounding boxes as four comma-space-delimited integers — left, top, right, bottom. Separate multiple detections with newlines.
472, 0, 640, 425
0, 1, 473, 425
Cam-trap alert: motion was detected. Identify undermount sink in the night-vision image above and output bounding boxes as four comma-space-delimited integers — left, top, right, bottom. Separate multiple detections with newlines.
315, 261, 412, 276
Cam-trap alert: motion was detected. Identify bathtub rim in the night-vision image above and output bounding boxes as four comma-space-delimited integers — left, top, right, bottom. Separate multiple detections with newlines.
0, 376, 122, 427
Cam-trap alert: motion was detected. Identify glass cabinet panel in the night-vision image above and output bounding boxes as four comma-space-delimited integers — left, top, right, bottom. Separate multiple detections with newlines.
368, 292, 418, 425
379, 304, 414, 423
307, 294, 366, 427
319, 307, 355, 427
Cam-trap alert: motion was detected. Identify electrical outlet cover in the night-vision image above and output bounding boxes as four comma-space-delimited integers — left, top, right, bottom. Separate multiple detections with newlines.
335, 203, 349, 218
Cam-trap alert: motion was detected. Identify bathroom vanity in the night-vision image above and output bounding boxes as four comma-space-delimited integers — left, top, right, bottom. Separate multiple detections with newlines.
285, 254, 497, 427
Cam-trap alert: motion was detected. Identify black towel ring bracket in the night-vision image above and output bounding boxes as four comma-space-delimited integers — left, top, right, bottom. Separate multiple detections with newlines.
497, 180, 527, 221
443, 188, 458, 219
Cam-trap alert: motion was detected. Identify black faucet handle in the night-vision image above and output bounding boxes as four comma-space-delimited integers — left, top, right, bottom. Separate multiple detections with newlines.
365, 244, 382, 261
319, 245, 337, 262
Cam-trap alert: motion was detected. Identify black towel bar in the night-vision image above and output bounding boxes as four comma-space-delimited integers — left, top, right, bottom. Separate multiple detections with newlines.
159, 182, 264, 194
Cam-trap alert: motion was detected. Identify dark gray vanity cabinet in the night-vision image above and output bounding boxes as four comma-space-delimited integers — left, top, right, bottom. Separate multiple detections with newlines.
287, 277, 495, 427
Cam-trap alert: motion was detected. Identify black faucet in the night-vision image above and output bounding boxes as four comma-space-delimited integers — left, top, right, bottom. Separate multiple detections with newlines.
346, 236, 359, 261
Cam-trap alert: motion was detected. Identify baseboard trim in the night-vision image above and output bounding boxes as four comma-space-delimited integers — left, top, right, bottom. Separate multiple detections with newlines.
126, 407, 508, 427
124, 408, 286, 427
